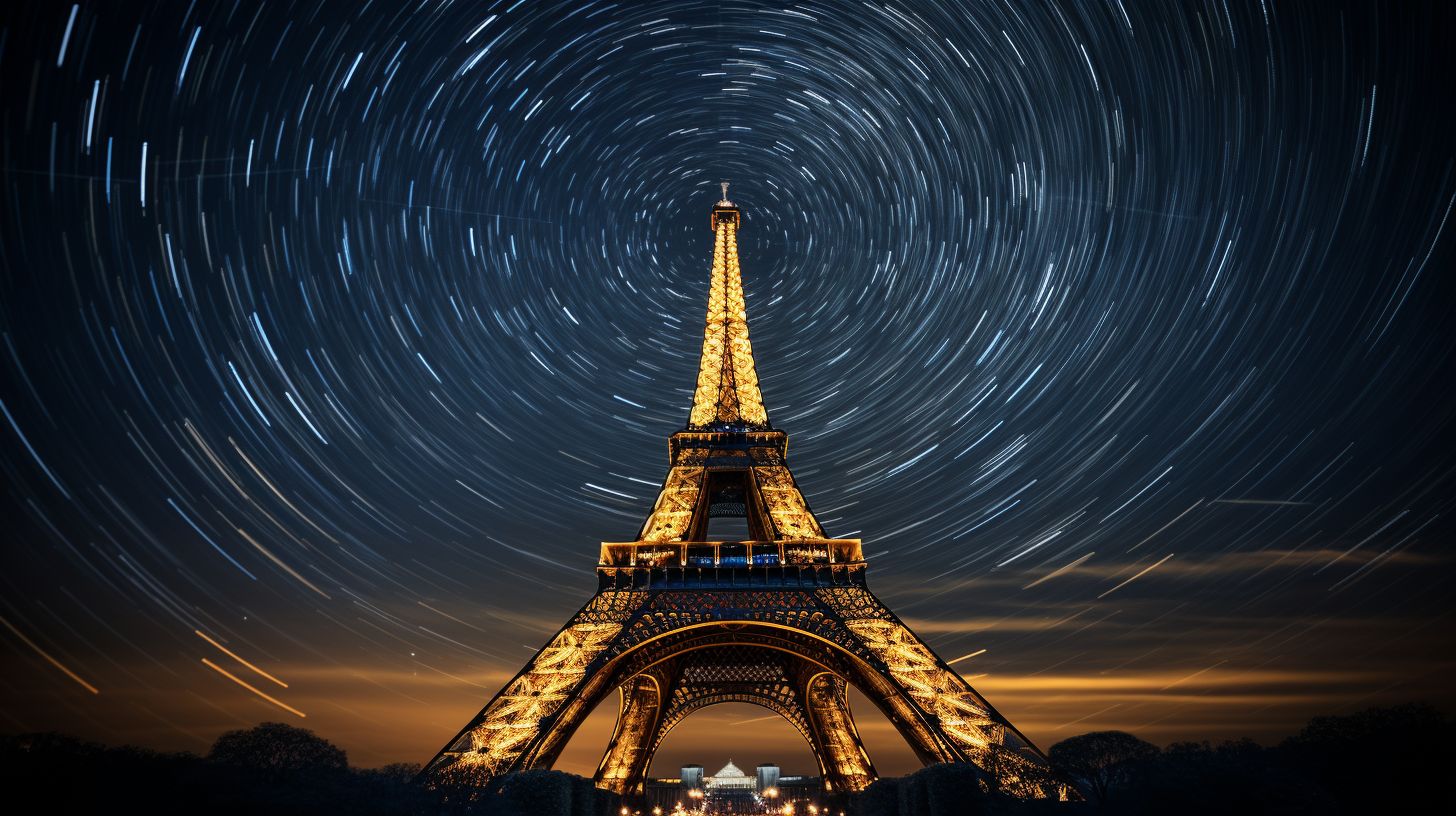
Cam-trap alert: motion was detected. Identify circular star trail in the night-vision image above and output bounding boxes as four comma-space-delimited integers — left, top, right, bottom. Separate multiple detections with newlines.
1, 1, 1453, 768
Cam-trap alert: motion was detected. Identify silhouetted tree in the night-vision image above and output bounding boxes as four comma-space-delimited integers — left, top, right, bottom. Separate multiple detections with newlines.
0, 727, 628, 815
1048, 731, 1156, 806
12, 704, 1453, 815
373, 761, 422, 781
1, 733, 215, 812
853, 777, 900, 816
849, 762, 1076, 816
593, 783, 622, 816
569, 773, 605, 816
345, 763, 436, 816
491, 768, 577, 815
1278, 702, 1454, 814
208, 721, 348, 781
918, 762, 991, 814
1120, 738, 1330, 816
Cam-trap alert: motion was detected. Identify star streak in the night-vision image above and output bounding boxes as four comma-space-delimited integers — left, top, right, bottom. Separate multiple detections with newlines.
0, 0, 1453, 773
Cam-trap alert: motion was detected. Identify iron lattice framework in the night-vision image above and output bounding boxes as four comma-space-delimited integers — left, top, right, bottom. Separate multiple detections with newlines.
422, 187, 1067, 800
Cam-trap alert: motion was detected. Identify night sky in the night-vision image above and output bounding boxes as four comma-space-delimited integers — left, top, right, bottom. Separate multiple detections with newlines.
2, 0, 1453, 777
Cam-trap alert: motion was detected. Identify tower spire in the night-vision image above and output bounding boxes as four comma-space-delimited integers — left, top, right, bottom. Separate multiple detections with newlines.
689, 185, 768, 428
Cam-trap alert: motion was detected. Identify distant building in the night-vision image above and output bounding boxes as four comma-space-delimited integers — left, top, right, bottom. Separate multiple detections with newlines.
642, 759, 823, 813
706, 759, 755, 791
704, 760, 756, 812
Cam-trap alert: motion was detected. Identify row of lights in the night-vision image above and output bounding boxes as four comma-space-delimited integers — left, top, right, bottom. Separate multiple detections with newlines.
622, 787, 842, 816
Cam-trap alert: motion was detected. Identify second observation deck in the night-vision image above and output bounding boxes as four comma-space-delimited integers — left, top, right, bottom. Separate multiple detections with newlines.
597, 539, 865, 589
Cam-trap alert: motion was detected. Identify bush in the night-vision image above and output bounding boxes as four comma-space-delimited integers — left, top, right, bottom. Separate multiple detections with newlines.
1047, 731, 1157, 806
208, 722, 348, 780
855, 777, 900, 816
919, 762, 990, 814
491, 768, 577, 816
1278, 703, 1453, 815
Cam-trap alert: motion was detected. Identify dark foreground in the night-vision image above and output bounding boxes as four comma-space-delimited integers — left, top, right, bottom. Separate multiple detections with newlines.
1, 703, 1450, 815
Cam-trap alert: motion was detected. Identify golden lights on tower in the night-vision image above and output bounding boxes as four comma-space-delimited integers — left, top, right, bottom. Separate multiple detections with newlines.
689, 182, 768, 428
420, 187, 1068, 803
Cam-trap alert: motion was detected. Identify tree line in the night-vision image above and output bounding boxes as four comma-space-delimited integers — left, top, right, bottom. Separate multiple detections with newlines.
1, 702, 1449, 814
0, 721, 613, 815
849, 702, 1452, 815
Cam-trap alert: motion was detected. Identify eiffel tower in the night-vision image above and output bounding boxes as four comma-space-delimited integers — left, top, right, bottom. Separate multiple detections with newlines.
423, 185, 1062, 799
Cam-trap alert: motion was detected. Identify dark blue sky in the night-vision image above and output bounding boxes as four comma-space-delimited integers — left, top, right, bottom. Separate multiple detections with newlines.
1, 0, 1452, 773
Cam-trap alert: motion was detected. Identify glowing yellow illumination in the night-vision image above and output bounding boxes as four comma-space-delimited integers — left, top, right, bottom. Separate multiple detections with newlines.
805, 672, 875, 792
422, 192, 1069, 803
845, 618, 998, 754
689, 202, 768, 428
437, 593, 637, 779
640, 466, 704, 543
753, 465, 825, 539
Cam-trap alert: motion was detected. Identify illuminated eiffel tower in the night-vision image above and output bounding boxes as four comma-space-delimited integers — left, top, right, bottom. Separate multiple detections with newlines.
423, 185, 1062, 799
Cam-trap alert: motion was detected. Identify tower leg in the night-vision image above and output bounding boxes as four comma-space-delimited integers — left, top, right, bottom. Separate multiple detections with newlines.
804, 672, 877, 792
819, 587, 1061, 797
421, 591, 641, 784
594, 671, 669, 795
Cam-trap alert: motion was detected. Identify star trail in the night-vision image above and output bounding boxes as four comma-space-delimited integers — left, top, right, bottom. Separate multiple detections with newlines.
1, 0, 1453, 774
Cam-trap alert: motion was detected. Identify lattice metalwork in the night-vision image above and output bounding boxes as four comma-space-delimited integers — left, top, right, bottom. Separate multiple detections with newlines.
636, 451, 827, 544
422, 193, 1069, 802
638, 195, 827, 541
843, 618, 1002, 753
818, 588, 1063, 796
805, 673, 876, 792
425, 591, 642, 780
654, 650, 813, 751
595, 673, 664, 793
619, 589, 862, 656
639, 466, 704, 542
690, 195, 768, 428
591, 644, 881, 795
754, 464, 827, 538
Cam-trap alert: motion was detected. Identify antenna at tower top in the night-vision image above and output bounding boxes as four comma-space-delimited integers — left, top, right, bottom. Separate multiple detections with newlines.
719, 181, 731, 204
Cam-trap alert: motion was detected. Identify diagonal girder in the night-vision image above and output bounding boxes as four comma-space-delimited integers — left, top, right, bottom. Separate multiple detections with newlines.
421, 591, 642, 785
